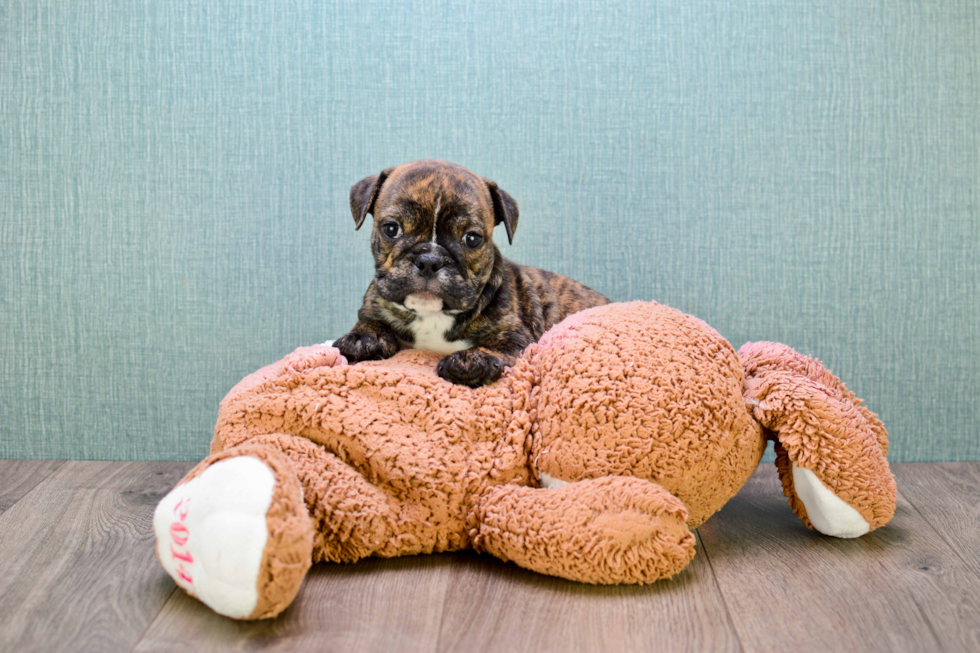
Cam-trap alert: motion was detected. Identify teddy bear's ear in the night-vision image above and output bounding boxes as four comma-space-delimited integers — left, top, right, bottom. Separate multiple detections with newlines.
350, 167, 394, 230
483, 178, 519, 245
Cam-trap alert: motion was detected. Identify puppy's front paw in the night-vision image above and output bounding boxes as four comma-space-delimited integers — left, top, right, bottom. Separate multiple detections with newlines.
335, 329, 399, 363
437, 349, 505, 387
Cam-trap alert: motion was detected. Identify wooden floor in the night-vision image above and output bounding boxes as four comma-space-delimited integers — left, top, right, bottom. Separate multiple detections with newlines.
0, 462, 977, 653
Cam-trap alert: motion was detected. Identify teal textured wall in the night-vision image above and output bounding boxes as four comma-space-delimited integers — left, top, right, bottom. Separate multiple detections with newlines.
1, 1, 977, 461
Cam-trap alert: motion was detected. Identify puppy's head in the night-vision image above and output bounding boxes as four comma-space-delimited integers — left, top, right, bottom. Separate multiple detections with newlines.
349, 159, 518, 313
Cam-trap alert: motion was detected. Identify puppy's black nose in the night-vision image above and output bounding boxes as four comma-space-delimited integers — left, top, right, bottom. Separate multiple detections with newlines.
413, 253, 446, 278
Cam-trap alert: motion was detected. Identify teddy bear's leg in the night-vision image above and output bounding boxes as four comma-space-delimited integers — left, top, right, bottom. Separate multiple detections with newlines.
471, 476, 696, 584
235, 433, 394, 564
739, 342, 896, 538
153, 443, 314, 620
155, 434, 397, 619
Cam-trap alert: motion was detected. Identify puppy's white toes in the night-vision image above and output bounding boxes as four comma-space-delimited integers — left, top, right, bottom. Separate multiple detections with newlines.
153, 456, 276, 618
792, 464, 870, 538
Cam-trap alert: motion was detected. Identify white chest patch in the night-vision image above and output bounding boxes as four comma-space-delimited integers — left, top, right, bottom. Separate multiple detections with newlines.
403, 293, 471, 355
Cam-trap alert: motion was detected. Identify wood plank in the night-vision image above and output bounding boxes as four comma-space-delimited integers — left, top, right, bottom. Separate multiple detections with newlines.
0, 459, 66, 515
892, 462, 980, 581
698, 465, 980, 653
134, 554, 452, 653
435, 536, 742, 653
0, 461, 193, 653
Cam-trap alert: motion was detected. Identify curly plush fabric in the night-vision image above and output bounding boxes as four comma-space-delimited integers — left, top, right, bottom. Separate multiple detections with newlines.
156, 301, 896, 619
525, 304, 765, 527
473, 476, 696, 584
739, 342, 896, 530
213, 345, 531, 560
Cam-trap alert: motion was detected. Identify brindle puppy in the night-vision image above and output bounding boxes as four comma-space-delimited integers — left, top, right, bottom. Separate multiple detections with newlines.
335, 159, 608, 387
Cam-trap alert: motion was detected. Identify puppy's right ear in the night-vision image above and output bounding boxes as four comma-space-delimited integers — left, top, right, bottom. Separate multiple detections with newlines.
349, 167, 394, 230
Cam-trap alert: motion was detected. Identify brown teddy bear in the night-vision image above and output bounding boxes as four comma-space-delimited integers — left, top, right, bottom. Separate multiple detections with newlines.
153, 301, 895, 620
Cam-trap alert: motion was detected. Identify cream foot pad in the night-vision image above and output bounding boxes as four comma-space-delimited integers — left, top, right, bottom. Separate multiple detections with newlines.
153, 456, 276, 618
792, 464, 871, 538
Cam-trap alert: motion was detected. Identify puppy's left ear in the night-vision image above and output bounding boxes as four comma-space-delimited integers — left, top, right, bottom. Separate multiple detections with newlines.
350, 167, 394, 230
484, 178, 519, 245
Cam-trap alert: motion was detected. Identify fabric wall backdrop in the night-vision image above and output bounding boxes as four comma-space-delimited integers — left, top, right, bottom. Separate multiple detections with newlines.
1, 1, 977, 461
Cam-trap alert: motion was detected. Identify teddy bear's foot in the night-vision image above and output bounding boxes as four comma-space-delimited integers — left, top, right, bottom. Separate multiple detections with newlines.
789, 464, 870, 538
740, 342, 896, 536
154, 457, 274, 617
153, 446, 314, 619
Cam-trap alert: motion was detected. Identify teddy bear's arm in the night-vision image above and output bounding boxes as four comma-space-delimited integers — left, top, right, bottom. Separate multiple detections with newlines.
470, 476, 696, 584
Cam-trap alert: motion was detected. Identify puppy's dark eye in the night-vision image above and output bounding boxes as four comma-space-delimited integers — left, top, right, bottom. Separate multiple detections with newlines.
381, 221, 403, 239
463, 232, 484, 249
